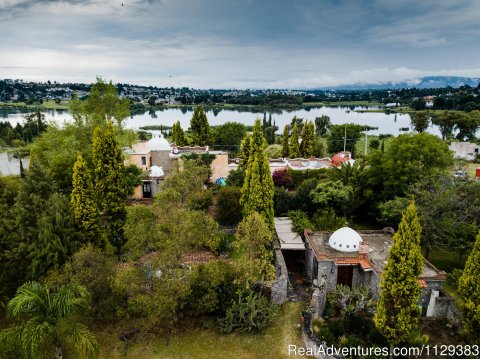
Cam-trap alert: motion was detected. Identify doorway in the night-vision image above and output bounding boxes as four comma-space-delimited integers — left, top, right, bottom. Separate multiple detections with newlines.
336, 265, 353, 288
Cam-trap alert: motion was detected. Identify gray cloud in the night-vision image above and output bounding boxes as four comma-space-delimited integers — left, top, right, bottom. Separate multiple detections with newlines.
0, 0, 479, 88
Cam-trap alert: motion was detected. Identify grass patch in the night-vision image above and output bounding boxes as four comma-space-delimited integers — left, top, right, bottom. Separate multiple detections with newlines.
0, 100, 69, 110
424, 247, 465, 272
97, 302, 309, 359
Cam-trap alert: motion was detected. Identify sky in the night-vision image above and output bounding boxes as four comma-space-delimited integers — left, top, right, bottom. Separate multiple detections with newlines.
1, 0, 480, 89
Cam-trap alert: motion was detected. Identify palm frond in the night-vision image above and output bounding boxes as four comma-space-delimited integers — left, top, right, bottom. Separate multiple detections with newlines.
61, 321, 99, 359
52, 282, 89, 317
0, 324, 24, 358
7, 281, 49, 318
21, 318, 54, 359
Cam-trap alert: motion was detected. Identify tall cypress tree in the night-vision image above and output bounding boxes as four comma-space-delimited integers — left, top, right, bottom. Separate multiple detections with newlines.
190, 106, 212, 146
71, 153, 100, 247
281, 125, 289, 158
289, 123, 301, 158
240, 119, 274, 230
374, 200, 424, 345
30, 193, 78, 277
300, 121, 317, 158
239, 134, 252, 169
93, 121, 127, 260
458, 231, 480, 341
172, 120, 186, 146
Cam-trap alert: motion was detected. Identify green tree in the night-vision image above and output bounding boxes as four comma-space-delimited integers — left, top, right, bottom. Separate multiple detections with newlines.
190, 106, 212, 146
70, 77, 129, 128
315, 115, 331, 136
234, 213, 275, 287
410, 111, 430, 133
365, 133, 453, 202
311, 180, 353, 215
289, 123, 301, 158
0, 281, 98, 359
455, 110, 480, 141
240, 119, 275, 230
239, 134, 252, 168
30, 193, 78, 278
374, 201, 424, 345
31, 78, 134, 192
300, 121, 316, 157
171, 120, 187, 146
431, 111, 457, 139
458, 231, 480, 341
71, 154, 100, 246
93, 122, 127, 259
264, 144, 283, 158
327, 123, 365, 156
212, 122, 247, 154
281, 125, 289, 157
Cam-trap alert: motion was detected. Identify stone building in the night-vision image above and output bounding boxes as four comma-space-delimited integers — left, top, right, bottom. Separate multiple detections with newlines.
304, 227, 447, 316
125, 132, 228, 199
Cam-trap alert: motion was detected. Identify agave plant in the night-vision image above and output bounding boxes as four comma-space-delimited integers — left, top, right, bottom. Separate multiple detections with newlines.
0, 281, 98, 359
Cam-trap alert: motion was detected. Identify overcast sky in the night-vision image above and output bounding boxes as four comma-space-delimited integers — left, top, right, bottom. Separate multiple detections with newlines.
1, 0, 480, 88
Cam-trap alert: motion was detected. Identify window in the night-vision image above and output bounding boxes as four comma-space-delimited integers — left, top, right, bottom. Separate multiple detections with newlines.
141, 156, 147, 166
346, 245, 350, 248
339, 244, 342, 247
353, 245, 356, 248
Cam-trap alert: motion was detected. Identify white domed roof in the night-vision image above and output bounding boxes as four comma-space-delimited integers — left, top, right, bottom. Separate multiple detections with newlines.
149, 165, 164, 177
328, 227, 362, 252
148, 132, 171, 151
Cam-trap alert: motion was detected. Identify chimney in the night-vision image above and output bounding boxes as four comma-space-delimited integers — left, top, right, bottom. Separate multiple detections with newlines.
359, 241, 369, 254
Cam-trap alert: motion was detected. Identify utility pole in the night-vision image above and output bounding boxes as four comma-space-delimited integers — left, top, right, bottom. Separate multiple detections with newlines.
365, 132, 368, 156
343, 125, 347, 152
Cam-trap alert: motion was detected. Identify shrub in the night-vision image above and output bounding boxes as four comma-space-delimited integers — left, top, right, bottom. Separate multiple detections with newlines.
226, 167, 245, 187
287, 210, 313, 236
311, 209, 347, 231
184, 261, 239, 316
188, 190, 213, 211
339, 335, 362, 348
446, 268, 463, 289
218, 292, 277, 333
274, 187, 294, 216
312, 318, 335, 345
216, 232, 234, 255
215, 186, 242, 225
327, 319, 344, 339
293, 178, 318, 215
289, 168, 328, 188
272, 169, 293, 189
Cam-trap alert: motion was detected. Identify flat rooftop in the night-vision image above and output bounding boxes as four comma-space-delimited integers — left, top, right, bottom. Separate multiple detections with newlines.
306, 230, 442, 279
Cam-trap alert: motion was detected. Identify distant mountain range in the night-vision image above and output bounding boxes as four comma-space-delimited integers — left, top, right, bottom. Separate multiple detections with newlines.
319, 76, 480, 90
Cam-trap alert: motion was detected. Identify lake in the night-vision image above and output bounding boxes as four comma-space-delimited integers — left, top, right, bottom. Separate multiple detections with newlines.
0, 106, 443, 137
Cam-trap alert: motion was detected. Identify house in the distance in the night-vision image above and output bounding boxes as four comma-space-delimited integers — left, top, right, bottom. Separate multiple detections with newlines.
125, 132, 228, 199
449, 141, 480, 161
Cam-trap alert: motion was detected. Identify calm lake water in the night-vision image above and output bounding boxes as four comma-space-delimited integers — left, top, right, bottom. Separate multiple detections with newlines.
0, 106, 444, 137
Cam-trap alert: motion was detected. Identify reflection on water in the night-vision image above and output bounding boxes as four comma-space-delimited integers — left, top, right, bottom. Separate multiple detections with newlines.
0, 106, 448, 137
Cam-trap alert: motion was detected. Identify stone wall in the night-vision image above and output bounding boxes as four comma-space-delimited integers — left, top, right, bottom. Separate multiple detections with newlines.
302, 311, 339, 359
271, 248, 288, 305
433, 291, 462, 325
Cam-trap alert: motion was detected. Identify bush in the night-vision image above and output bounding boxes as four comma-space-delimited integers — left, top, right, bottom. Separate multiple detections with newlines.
272, 169, 293, 189
226, 167, 245, 187
216, 232, 234, 255
312, 318, 335, 345
289, 168, 328, 188
188, 190, 213, 211
274, 187, 294, 216
327, 319, 344, 339
446, 268, 463, 289
344, 315, 372, 336
311, 209, 347, 231
293, 178, 318, 215
339, 334, 362, 348
218, 292, 277, 333
287, 210, 313, 236
215, 186, 242, 225
184, 261, 239, 316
